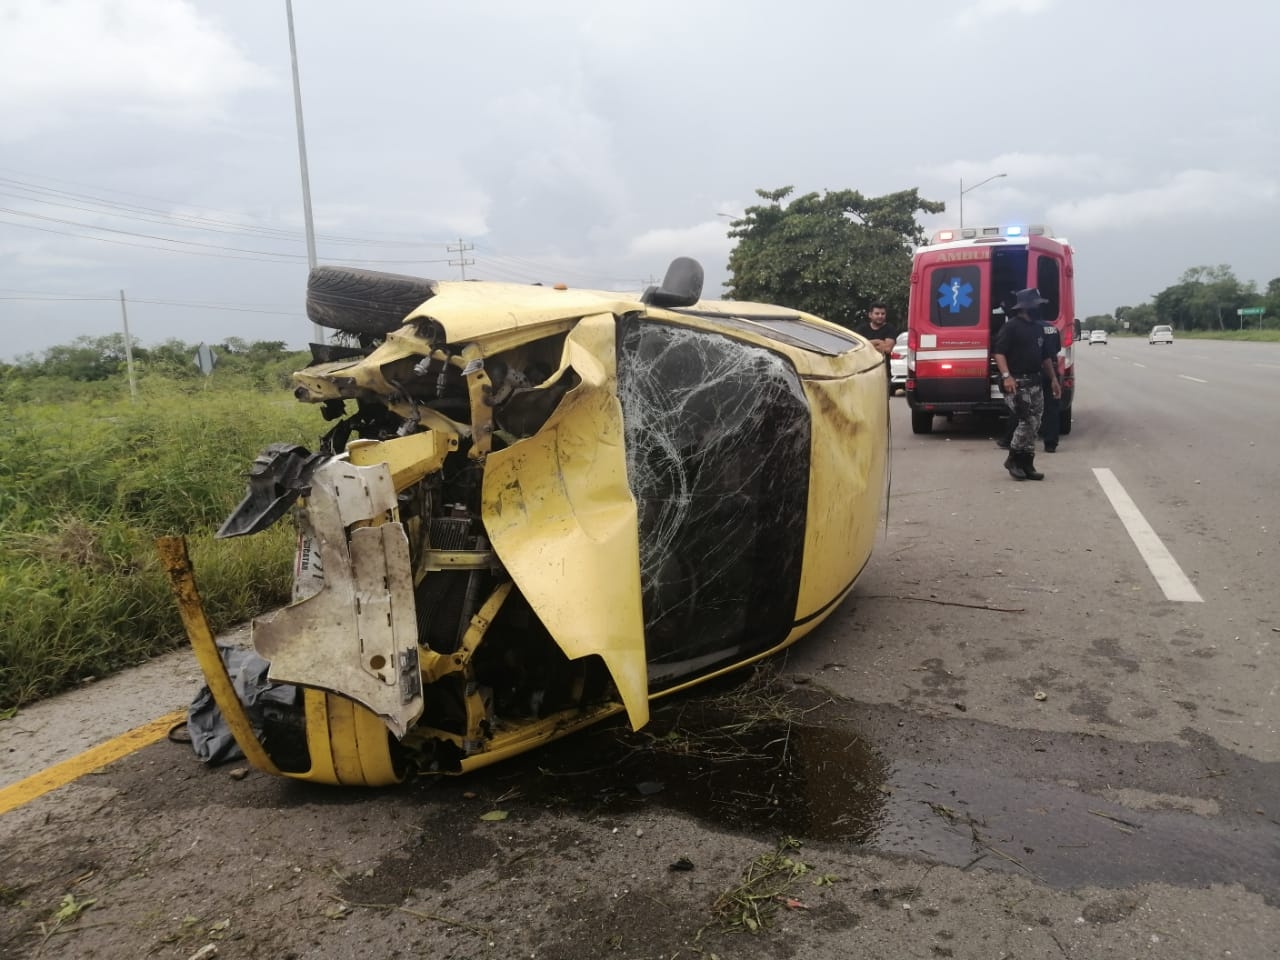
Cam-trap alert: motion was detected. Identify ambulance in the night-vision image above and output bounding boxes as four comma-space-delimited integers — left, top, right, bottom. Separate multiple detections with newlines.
905, 224, 1075, 435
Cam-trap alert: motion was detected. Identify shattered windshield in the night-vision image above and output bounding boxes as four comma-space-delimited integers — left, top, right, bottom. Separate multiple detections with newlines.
616, 318, 811, 689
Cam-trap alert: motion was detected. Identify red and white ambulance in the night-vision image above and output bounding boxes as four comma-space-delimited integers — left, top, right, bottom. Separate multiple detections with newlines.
905, 224, 1075, 435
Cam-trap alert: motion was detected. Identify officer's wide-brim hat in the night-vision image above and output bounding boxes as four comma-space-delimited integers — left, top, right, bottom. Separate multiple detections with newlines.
1012, 288, 1049, 312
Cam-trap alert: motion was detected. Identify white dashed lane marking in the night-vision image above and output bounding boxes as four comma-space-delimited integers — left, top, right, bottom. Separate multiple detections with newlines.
1178, 374, 1208, 383
1092, 468, 1204, 603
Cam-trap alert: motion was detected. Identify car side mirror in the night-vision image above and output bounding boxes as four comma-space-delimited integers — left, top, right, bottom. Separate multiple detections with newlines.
641, 257, 704, 308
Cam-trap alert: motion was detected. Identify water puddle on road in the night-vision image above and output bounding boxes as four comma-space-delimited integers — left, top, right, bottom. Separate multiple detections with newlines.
449, 677, 1280, 905
485, 694, 891, 843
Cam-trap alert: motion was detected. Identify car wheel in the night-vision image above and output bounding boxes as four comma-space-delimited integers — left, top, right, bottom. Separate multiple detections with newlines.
911, 409, 934, 434
306, 266, 439, 336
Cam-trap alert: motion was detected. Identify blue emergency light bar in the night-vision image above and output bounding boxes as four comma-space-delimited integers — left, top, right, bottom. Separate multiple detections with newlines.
930, 224, 1052, 244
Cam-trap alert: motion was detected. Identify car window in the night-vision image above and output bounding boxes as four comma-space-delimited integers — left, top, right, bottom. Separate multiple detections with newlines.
616, 318, 810, 688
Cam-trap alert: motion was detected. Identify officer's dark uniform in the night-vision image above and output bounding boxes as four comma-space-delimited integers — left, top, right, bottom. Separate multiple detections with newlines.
1002, 320, 1063, 451
1039, 323, 1062, 451
994, 289, 1057, 480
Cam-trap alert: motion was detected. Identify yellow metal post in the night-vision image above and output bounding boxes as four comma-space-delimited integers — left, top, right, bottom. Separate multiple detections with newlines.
154, 536, 282, 777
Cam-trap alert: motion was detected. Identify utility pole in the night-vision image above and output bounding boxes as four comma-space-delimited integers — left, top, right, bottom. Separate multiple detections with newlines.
119, 290, 138, 401
286, 0, 324, 344
448, 239, 475, 280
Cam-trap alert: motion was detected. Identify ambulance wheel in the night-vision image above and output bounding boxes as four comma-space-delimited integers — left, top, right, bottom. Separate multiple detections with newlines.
1058, 407, 1072, 435
911, 410, 934, 434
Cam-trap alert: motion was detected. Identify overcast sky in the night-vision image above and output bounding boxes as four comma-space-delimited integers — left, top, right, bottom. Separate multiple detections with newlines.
2, 0, 1277, 360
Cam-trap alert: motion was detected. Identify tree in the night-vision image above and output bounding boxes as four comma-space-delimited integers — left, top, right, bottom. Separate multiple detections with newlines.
1153, 265, 1254, 330
1261, 277, 1280, 328
1123, 303, 1158, 332
724, 185, 944, 329
32, 334, 130, 381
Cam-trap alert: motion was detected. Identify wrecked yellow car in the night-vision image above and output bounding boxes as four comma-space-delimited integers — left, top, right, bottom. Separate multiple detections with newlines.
163, 258, 888, 786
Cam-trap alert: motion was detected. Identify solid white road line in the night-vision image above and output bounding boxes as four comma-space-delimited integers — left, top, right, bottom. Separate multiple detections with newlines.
1092, 468, 1203, 603
1178, 374, 1208, 383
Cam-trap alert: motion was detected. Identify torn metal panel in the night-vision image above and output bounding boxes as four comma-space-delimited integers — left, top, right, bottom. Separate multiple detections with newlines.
481, 312, 649, 731
252, 458, 424, 738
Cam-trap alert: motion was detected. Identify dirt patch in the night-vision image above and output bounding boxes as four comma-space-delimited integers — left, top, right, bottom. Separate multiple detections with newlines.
4, 672, 1280, 957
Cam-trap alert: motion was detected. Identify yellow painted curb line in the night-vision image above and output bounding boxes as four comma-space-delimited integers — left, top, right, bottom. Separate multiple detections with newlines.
0, 709, 188, 817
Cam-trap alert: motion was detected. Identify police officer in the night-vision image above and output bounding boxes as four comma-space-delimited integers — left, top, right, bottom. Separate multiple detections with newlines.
993, 288, 1061, 480
997, 316, 1062, 452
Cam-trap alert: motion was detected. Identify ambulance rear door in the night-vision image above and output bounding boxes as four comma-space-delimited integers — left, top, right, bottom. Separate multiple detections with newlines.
909, 247, 994, 407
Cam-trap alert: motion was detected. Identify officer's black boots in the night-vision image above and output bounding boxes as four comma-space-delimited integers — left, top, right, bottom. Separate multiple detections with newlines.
1020, 451, 1045, 481
1003, 453, 1026, 480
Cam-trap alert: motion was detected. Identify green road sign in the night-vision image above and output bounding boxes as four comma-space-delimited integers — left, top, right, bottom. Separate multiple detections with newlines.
1238, 307, 1266, 315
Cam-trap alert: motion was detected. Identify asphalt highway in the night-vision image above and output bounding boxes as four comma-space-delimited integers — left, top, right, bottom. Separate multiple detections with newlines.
2, 337, 1277, 960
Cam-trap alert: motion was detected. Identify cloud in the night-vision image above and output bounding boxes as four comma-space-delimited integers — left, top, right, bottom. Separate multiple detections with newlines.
926, 152, 1125, 186
0, 0, 270, 140
461, 82, 630, 253
951, 0, 1056, 28
627, 219, 735, 262
1047, 169, 1280, 231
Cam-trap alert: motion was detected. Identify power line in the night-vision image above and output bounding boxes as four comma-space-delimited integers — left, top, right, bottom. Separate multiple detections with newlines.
0, 294, 303, 318
0, 214, 454, 266
0, 170, 451, 248
0, 205, 314, 258
472, 245, 641, 288
0, 216, 304, 263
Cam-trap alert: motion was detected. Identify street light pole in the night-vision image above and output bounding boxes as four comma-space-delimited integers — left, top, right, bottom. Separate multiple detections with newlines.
286, 0, 324, 345
958, 172, 1008, 229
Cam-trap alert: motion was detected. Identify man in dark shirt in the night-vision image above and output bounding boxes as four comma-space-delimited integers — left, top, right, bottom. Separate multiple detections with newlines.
993, 289, 1061, 480
853, 302, 898, 390
853, 302, 897, 354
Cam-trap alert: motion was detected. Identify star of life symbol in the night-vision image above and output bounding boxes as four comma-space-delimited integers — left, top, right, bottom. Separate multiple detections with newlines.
937, 277, 973, 313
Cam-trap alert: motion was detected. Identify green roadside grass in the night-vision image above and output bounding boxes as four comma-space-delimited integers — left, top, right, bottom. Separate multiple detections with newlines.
0, 372, 322, 711
1098, 329, 1280, 342
1165, 329, 1280, 342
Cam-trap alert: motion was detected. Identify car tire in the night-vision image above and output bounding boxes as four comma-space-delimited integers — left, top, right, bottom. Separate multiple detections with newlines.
1058, 407, 1072, 435
911, 409, 934, 434
306, 266, 439, 335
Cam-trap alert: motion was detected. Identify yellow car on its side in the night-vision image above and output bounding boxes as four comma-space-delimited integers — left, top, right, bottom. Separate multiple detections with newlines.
166, 258, 888, 786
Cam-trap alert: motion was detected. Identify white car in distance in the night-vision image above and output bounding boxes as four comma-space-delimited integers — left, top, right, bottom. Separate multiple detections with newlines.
889, 331, 908, 393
